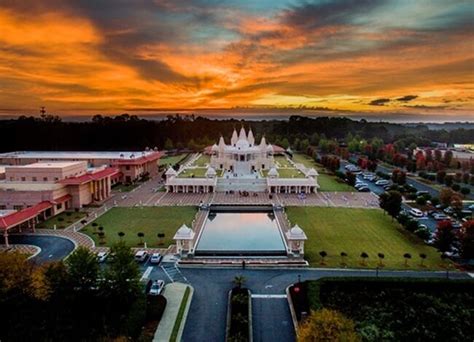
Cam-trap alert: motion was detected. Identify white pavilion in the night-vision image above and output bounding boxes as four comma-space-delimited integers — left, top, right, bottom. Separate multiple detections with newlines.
210, 127, 273, 176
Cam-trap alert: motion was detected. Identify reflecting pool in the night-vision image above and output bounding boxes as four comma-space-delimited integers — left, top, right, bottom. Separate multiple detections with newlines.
195, 211, 286, 255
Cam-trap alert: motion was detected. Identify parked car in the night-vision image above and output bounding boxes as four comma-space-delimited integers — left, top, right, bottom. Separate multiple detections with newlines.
444, 207, 454, 215
416, 190, 430, 197
433, 213, 449, 221
357, 186, 370, 192
134, 250, 148, 262
409, 208, 424, 218
375, 179, 390, 186
150, 252, 162, 264
97, 251, 108, 263
148, 280, 165, 296
355, 182, 368, 189
469, 204, 474, 211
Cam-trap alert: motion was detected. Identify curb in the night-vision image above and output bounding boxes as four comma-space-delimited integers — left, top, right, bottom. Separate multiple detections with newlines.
286, 284, 299, 336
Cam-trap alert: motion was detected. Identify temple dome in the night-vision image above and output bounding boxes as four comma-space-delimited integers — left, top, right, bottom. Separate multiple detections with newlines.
165, 167, 177, 177
173, 224, 194, 240
236, 139, 250, 149
286, 224, 307, 240
205, 166, 217, 177
306, 168, 318, 177
268, 167, 279, 177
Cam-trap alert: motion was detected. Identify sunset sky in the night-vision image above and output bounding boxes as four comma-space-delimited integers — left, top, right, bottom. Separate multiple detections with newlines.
0, 0, 473, 117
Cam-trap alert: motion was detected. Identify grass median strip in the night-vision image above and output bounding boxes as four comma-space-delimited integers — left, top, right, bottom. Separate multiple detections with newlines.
170, 286, 191, 342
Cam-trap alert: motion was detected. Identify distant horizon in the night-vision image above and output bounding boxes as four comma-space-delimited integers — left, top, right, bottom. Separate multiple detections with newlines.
1, 109, 473, 124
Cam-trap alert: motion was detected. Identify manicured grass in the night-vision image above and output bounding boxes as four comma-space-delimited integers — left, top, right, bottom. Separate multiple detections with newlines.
192, 154, 211, 167
286, 207, 447, 270
178, 167, 207, 178
82, 207, 197, 247
170, 286, 191, 342
159, 154, 189, 166
112, 183, 140, 192
274, 155, 291, 167
292, 153, 353, 191
37, 211, 87, 229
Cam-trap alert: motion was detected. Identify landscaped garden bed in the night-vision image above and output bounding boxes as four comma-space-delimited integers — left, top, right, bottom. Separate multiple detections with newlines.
226, 287, 251, 342
81, 206, 197, 247
37, 211, 87, 229
291, 277, 474, 341
286, 207, 448, 270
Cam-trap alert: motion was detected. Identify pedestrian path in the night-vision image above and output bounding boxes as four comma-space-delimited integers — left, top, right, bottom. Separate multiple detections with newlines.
161, 262, 189, 283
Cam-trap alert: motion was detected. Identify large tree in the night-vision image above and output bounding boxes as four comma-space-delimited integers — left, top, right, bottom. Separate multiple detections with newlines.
379, 191, 402, 219
297, 309, 360, 342
434, 220, 455, 253
65, 246, 99, 293
459, 220, 474, 259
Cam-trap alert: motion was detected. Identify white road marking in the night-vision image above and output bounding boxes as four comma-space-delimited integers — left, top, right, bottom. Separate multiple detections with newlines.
265, 285, 273, 289
48, 254, 53, 258
140, 266, 153, 281
468, 273, 474, 279
251, 294, 287, 299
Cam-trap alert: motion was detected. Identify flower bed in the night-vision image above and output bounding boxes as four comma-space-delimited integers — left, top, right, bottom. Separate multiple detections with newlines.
226, 287, 252, 341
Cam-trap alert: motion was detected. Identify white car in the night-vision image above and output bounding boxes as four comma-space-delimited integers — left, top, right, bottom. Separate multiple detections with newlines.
355, 182, 368, 189
149, 280, 165, 296
409, 208, 424, 217
134, 250, 148, 262
375, 179, 390, 186
97, 251, 108, 263
150, 253, 162, 264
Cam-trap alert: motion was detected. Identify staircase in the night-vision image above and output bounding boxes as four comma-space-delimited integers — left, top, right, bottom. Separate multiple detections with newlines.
216, 177, 267, 192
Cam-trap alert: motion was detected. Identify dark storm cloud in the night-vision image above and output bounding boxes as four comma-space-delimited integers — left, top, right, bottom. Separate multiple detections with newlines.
369, 98, 391, 106
396, 95, 418, 102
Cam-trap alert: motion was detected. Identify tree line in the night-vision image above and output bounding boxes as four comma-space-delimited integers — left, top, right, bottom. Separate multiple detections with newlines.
0, 114, 472, 152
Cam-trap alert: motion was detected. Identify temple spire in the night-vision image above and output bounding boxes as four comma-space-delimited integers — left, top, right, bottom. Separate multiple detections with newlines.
239, 125, 247, 141
231, 128, 238, 145
247, 127, 255, 145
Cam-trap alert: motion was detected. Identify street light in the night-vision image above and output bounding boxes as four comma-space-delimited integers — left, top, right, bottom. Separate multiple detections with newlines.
297, 274, 301, 284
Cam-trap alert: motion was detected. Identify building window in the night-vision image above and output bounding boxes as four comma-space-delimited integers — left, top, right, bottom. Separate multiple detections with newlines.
21, 177, 26, 181
126, 166, 130, 170
56, 203, 62, 210
43, 177, 48, 181
13, 205, 23, 210
262, 164, 265, 169
32, 177, 37, 182
55, 177, 59, 181
0, 205, 6, 210
10, 177, 14, 181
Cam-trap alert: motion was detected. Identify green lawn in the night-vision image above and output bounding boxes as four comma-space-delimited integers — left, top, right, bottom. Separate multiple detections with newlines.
178, 167, 207, 178
292, 153, 353, 191
159, 154, 189, 166
112, 183, 140, 192
192, 154, 211, 167
37, 211, 87, 229
286, 207, 447, 270
274, 155, 291, 167
82, 207, 197, 248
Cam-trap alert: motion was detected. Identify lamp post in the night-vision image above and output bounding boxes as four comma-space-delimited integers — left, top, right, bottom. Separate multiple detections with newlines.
297, 274, 301, 284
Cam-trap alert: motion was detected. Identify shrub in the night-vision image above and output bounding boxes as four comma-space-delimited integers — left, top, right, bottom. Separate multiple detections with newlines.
460, 187, 470, 195
405, 219, 419, 233
451, 183, 461, 192
431, 197, 440, 206
58, 217, 64, 222
147, 295, 167, 321
415, 227, 430, 240
416, 197, 427, 206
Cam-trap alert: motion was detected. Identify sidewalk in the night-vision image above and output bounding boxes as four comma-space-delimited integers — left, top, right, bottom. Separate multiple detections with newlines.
153, 283, 194, 342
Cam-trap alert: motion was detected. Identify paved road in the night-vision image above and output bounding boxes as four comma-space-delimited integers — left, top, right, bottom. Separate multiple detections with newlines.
162, 267, 472, 342
8, 235, 75, 263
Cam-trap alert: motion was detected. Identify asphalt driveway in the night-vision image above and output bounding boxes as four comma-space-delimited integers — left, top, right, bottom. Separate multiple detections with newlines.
8, 235, 75, 263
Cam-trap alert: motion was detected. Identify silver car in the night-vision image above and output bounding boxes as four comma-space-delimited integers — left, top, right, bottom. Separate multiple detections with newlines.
149, 280, 165, 296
